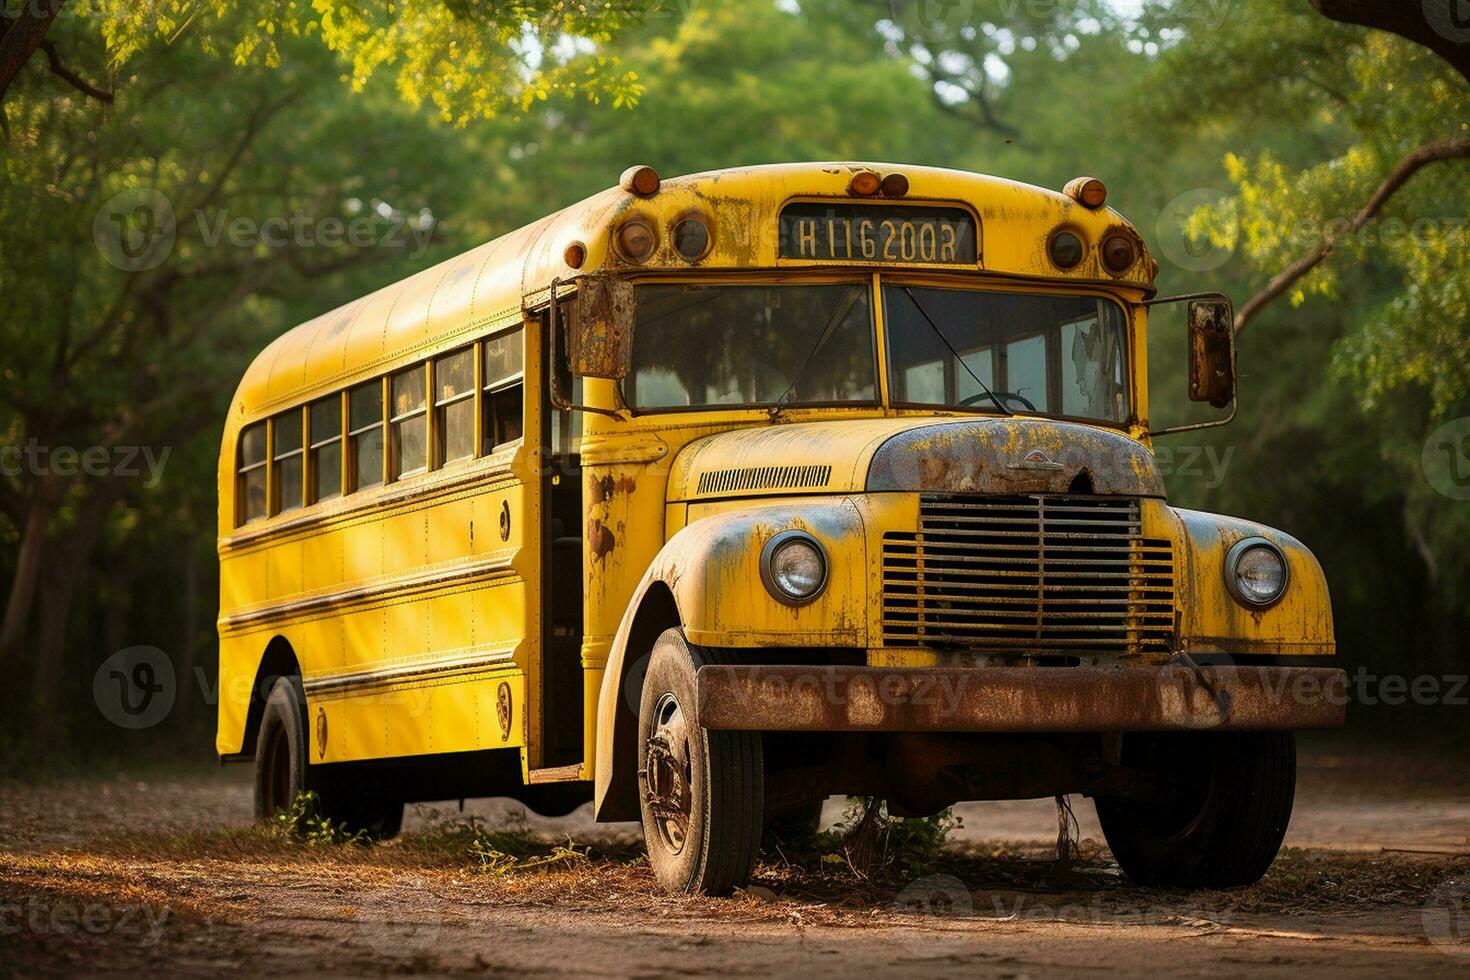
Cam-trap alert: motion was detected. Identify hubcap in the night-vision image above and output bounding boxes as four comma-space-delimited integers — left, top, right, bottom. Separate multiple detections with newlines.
641, 692, 692, 854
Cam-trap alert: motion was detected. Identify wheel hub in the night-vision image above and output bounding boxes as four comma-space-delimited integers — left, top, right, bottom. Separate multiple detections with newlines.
641, 692, 692, 854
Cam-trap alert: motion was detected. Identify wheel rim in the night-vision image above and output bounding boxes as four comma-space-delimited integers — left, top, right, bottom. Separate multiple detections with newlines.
641, 691, 692, 855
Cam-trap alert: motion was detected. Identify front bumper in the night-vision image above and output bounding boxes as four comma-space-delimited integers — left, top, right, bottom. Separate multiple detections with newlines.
695, 664, 1347, 732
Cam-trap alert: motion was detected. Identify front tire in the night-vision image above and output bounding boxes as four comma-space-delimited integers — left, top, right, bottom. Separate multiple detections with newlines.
637, 628, 763, 895
253, 676, 403, 839
1096, 731, 1296, 888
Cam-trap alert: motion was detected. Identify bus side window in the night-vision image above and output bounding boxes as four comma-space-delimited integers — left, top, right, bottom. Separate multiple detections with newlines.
310, 395, 343, 503
483, 326, 524, 451
434, 347, 475, 466
391, 364, 428, 479
237, 422, 267, 525
272, 407, 305, 514
349, 381, 384, 491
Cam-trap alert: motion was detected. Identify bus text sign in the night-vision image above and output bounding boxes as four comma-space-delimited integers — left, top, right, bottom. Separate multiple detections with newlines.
777, 203, 978, 265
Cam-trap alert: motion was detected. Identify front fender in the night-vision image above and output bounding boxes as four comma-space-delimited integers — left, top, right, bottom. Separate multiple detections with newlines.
1171, 507, 1335, 656
592, 496, 867, 820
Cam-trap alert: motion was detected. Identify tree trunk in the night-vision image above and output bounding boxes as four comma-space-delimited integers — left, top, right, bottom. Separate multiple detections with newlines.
0, 494, 54, 662
0, 0, 65, 105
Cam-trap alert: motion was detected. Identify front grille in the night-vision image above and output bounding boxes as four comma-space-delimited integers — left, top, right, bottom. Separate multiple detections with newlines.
881, 494, 1175, 656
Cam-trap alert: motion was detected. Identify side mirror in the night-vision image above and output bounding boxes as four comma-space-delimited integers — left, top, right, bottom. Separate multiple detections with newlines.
1186, 296, 1235, 409
567, 274, 634, 380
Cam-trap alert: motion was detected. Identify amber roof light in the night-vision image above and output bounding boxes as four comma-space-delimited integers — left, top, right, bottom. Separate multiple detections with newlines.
1063, 176, 1108, 209
847, 170, 881, 196
620, 165, 661, 197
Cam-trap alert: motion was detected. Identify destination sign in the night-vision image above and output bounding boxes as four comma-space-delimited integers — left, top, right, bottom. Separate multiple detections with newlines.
777, 203, 978, 265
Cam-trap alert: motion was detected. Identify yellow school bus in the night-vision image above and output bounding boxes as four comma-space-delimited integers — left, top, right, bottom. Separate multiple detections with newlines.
217, 162, 1344, 894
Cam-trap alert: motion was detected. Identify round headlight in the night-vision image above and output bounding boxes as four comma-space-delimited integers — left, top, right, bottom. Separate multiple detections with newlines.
1224, 538, 1288, 607
761, 531, 828, 605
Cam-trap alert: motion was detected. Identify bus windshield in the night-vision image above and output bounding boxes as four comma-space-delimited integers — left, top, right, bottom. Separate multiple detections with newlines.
626, 282, 876, 410
883, 284, 1130, 424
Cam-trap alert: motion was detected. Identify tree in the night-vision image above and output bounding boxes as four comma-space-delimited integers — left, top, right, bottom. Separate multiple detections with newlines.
0, 0, 649, 126
0, 17, 497, 738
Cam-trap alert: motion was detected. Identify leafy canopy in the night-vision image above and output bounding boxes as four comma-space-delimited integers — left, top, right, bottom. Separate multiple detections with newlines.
78, 0, 651, 123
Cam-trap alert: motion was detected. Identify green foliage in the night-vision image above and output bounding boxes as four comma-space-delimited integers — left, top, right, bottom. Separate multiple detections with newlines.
74, 0, 648, 123
273, 791, 371, 846
814, 798, 962, 877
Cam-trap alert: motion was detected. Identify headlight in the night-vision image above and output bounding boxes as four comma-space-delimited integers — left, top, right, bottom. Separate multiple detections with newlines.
1224, 537, 1289, 607
760, 531, 828, 605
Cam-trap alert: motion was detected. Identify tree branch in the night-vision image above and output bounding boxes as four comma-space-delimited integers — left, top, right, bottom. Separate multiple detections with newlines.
37, 38, 112, 102
0, 0, 65, 104
1312, 1, 1470, 87
1234, 137, 1470, 335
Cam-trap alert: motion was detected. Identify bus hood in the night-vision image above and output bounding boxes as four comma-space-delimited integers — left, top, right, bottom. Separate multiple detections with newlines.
667, 416, 1165, 501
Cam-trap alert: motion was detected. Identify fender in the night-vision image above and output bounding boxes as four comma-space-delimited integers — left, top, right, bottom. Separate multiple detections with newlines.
1171, 507, 1335, 656
593, 497, 866, 820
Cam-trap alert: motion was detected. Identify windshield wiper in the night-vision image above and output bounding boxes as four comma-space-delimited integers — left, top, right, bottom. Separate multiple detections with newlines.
900, 286, 1012, 417
768, 286, 863, 421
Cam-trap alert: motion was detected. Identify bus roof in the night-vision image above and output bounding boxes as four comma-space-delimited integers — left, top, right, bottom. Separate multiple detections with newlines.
225, 162, 1155, 426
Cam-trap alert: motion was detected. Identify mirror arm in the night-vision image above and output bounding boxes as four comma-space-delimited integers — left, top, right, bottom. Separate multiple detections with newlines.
546, 277, 624, 421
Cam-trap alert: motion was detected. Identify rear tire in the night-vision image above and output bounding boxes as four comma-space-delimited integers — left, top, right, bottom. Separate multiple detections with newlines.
253, 677, 403, 839
1096, 731, 1295, 888
637, 628, 763, 895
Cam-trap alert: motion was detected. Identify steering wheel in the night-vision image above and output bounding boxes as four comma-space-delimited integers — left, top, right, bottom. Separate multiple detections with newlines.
957, 389, 1037, 412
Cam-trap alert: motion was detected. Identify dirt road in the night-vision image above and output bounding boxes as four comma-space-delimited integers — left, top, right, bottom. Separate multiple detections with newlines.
2, 739, 1467, 978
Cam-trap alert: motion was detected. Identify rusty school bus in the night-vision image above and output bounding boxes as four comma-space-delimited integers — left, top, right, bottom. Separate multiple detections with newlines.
217, 162, 1344, 894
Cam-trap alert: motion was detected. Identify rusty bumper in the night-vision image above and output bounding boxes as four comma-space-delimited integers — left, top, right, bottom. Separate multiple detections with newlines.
695, 665, 1347, 733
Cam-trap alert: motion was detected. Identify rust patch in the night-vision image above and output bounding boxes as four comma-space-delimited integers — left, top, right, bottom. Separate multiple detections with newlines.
587, 517, 617, 563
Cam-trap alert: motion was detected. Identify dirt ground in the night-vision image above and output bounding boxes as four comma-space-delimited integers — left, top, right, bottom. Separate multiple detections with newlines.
2, 737, 1468, 978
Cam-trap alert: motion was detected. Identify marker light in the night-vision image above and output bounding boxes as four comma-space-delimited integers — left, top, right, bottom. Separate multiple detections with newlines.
880, 173, 910, 197
1064, 176, 1108, 209
620, 165, 661, 197
848, 171, 881, 197
1102, 233, 1137, 273
672, 217, 711, 261
1048, 230, 1085, 269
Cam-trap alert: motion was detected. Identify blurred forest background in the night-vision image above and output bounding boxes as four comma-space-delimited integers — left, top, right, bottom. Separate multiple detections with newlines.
0, 0, 1466, 775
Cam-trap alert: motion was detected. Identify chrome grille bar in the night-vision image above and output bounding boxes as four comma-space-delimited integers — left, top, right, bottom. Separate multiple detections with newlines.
881, 494, 1176, 656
